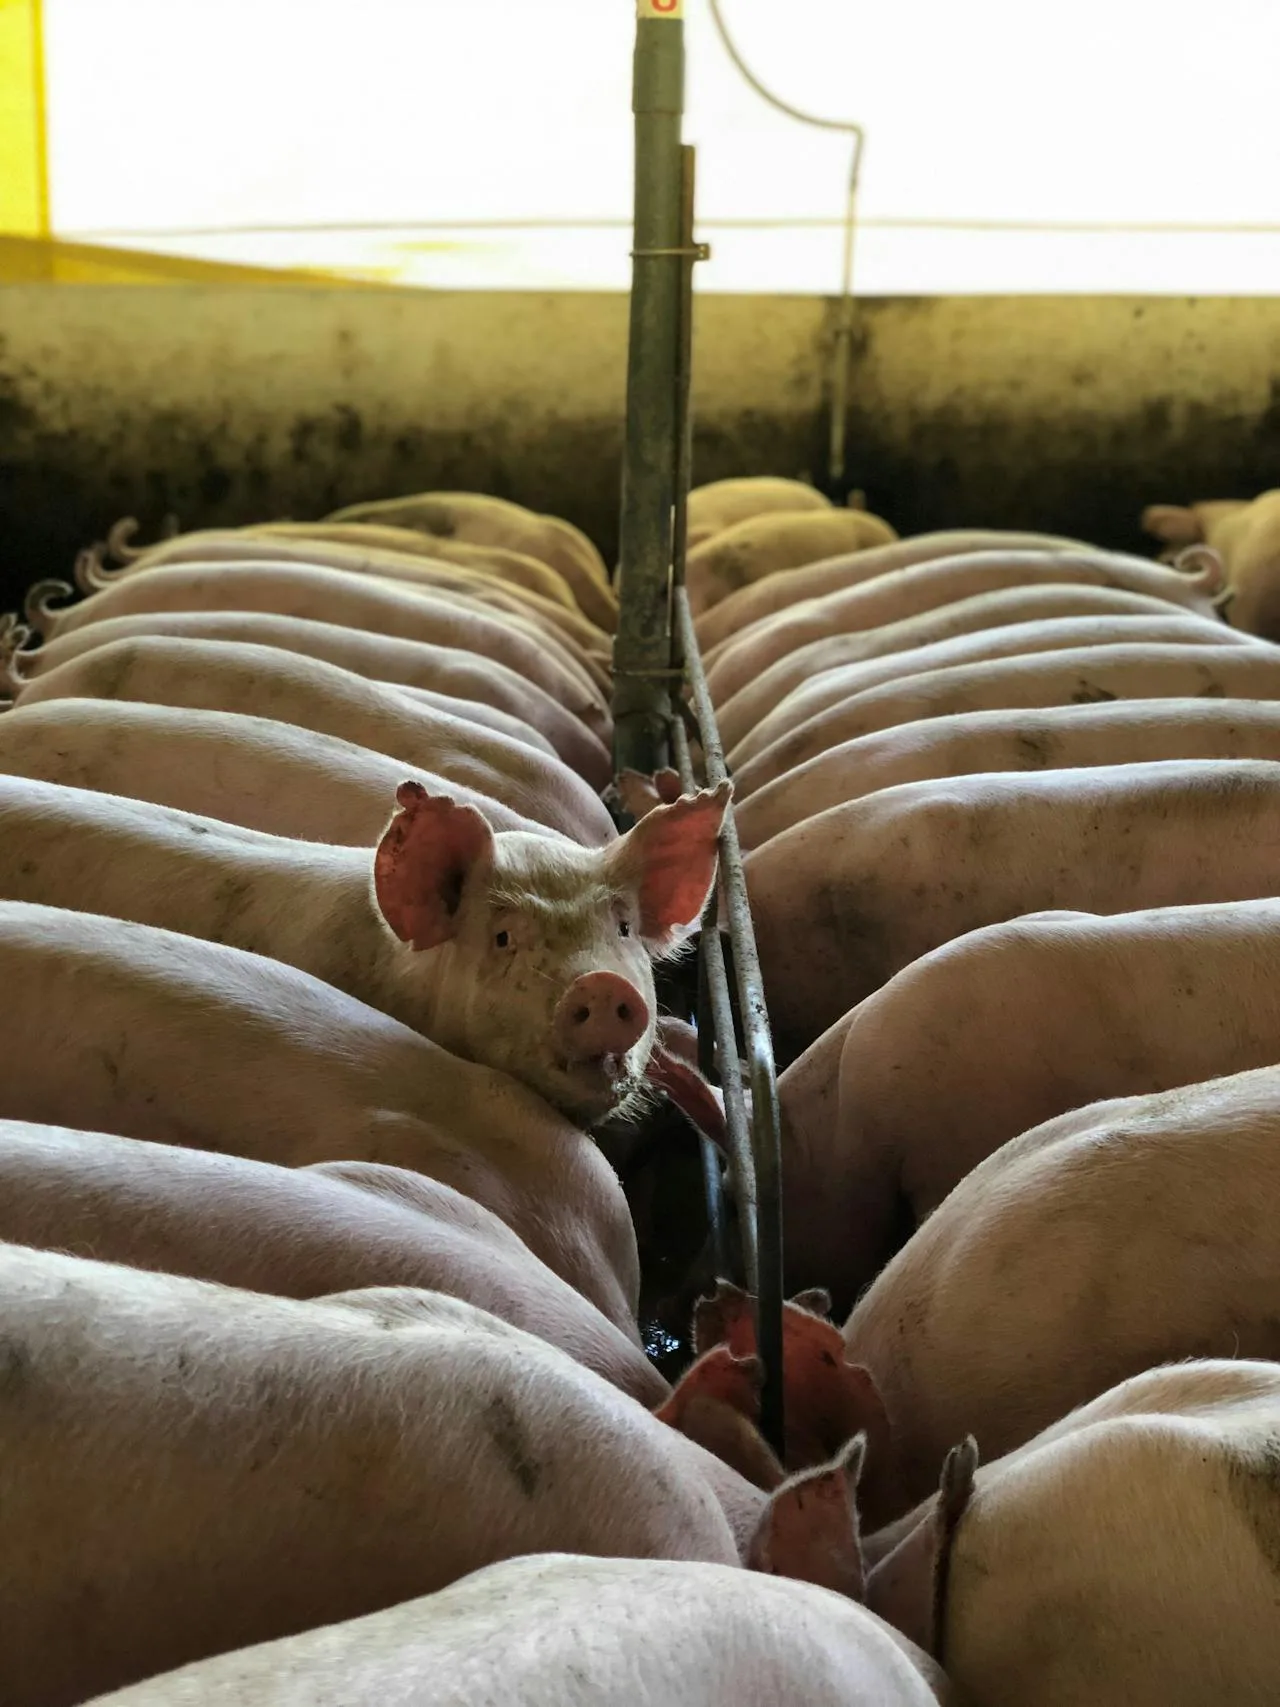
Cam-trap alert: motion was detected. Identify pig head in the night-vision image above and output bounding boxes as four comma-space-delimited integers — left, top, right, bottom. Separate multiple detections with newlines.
373, 778, 731, 1123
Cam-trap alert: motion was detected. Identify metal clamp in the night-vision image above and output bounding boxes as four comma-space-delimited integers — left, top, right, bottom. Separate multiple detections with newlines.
630, 243, 712, 260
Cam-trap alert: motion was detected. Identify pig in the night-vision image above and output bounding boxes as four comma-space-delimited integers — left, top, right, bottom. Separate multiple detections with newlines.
100, 517, 585, 613
82, 527, 612, 682
729, 609, 1257, 769
864, 1360, 1280, 1706
685, 474, 834, 548
714, 583, 1222, 752
323, 490, 619, 630
695, 528, 1091, 653
12, 636, 616, 846
686, 508, 899, 617
0, 777, 729, 1131
47, 550, 614, 699
1144, 487, 1280, 638
86, 1554, 949, 1707
747, 759, 1280, 1058
4, 624, 556, 759
0, 1249, 757, 1703
0, 901, 640, 1317
112, 550, 583, 663
0, 699, 566, 844
738, 698, 1280, 849
733, 640, 1280, 799
781, 899, 1280, 1301
706, 547, 1225, 705
11, 606, 609, 781
832, 1065, 1280, 1527
25, 560, 609, 732
0, 1119, 666, 1403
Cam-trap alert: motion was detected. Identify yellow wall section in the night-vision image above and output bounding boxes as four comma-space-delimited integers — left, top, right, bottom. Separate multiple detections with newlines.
0, 0, 49, 241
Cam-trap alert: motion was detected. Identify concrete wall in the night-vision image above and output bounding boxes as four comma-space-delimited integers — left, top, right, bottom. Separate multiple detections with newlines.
2, 284, 1278, 610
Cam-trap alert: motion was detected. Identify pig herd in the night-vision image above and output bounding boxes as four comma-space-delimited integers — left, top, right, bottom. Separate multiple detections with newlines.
0, 476, 1279, 1703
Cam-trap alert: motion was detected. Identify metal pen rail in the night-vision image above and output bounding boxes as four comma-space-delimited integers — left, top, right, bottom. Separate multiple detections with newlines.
613, 4, 785, 1456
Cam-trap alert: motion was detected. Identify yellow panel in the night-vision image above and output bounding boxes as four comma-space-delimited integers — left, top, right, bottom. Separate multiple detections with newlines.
0, 0, 48, 240
0, 231, 397, 285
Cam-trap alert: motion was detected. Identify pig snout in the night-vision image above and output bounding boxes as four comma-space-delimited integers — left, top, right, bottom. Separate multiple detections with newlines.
553, 972, 651, 1067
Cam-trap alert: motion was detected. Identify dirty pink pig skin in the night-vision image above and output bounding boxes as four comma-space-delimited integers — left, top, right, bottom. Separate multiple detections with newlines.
87, 1555, 949, 1707
714, 583, 1223, 752
737, 698, 1280, 851
862, 1361, 1280, 1707
60, 543, 615, 701
0, 1248, 743, 1706
13, 635, 616, 846
706, 546, 1224, 705
15, 606, 610, 781
0, 1242, 885, 1704
747, 759, 1280, 1060
26, 559, 609, 735
0, 698, 558, 844
732, 641, 1280, 799
728, 609, 1258, 770
780, 898, 1280, 1303
14, 612, 556, 757
834, 1064, 1280, 1529
0, 776, 730, 1127
694, 528, 1091, 652
0, 902, 639, 1321
0, 1120, 666, 1405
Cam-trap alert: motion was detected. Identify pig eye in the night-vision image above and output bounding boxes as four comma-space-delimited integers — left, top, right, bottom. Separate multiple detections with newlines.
494, 930, 511, 949
618, 919, 631, 938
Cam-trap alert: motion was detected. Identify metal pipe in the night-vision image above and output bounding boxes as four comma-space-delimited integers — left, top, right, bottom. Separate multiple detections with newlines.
613, 8, 687, 777
675, 587, 785, 1456
672, 712, 756, 1289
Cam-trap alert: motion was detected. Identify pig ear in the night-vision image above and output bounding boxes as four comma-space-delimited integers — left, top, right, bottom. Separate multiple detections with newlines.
748, 1433, 867, 1600
865, 1436, 978, 1659
644, 1018, 730, 1152
609, 779, 733, 949
1141, 503, 1203, 547
692, 1278, 755, 1359
373, 782, 494, 951
931, 1436, 979, 1659
612, 767, 684, 821
694, 1284, 890, 1470
654, 1346, 784, 1493
784, 1317, 893, 1471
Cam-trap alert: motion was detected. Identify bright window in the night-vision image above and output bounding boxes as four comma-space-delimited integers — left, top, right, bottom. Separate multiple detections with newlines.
40, 0, 1280, 292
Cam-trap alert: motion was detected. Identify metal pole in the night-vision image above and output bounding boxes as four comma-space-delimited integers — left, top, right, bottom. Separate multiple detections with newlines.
613, 1, 687, 777
675, 588, 786, 1457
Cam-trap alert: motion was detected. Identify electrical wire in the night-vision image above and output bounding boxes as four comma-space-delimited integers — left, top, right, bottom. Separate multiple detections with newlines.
703, 0, 865, 489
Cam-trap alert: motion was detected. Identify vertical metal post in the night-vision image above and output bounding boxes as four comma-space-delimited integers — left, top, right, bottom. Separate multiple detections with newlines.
612, 1, 687, 777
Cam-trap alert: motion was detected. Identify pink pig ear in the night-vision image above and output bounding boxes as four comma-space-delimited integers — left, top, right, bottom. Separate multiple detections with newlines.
373, 782, 494, 951
749, 1434, 867, 1600
610, 779, 732, 949
694, 1284, 889, 1472
1141, 503, 1203, 547
654, 1345, 785, 1493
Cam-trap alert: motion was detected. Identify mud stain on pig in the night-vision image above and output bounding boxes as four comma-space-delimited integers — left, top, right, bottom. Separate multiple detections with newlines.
0, 1338, 32, 1398
1070, 683, 1118, 704
205, 876, 256, 945
1013, 732, 1054, 767
484, 1392, 542, 1497
87, 650, 137, 704
1228, 1435, 1280, 1576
